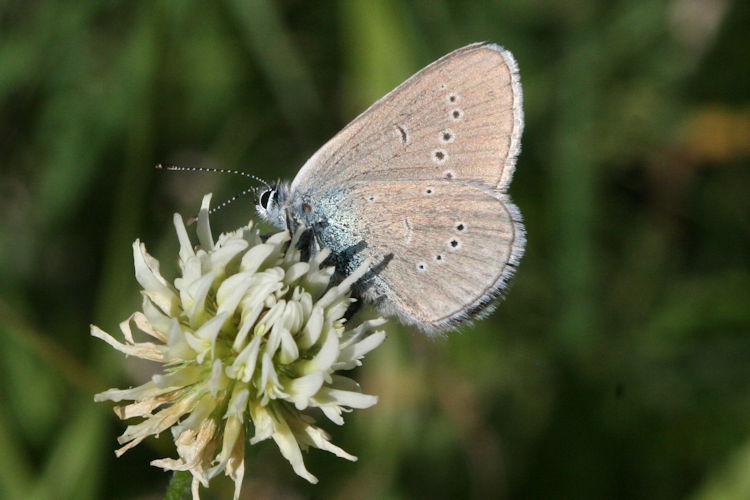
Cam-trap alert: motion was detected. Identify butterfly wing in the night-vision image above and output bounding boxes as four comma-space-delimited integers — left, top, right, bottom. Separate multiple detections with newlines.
291, 43, 523, 194
290, 43, 525, 332
315, 179, 525, 333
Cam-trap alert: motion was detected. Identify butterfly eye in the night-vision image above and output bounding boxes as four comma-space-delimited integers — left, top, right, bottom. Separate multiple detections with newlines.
259, 189, 274, 209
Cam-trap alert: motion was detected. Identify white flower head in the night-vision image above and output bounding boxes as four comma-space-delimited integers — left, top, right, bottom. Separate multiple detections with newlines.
93, 194, 386, 499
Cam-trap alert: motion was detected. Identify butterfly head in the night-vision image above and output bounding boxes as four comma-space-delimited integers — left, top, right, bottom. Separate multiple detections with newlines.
256, 181, 292, 230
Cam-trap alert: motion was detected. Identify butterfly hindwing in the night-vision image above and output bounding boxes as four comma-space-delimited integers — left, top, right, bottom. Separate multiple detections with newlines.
313, 179, 524, 333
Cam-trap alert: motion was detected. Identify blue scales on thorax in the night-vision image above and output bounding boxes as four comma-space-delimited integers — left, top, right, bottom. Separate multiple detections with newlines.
294, 187, 368, 277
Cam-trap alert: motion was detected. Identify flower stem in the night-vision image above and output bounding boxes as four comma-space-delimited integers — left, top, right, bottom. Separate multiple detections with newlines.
164, 470, 192, 500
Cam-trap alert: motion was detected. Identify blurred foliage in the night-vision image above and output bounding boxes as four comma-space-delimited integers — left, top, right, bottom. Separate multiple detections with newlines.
1, 0, 749, 499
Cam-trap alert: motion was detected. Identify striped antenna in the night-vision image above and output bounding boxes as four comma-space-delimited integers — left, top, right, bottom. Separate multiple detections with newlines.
156, 164, 271, 190
156, 164, 270, 224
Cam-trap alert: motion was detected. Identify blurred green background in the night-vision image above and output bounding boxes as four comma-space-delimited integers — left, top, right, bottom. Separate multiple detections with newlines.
2, 1, 749, 498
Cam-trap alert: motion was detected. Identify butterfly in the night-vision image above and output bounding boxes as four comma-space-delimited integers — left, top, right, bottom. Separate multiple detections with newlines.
256, 43, 525, 334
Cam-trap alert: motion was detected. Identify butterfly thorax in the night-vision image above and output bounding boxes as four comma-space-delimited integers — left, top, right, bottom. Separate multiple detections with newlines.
257, 181, 360, 262
263, 183, 371, 280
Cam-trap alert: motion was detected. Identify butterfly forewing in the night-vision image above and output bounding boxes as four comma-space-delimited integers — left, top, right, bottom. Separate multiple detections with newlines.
291, 43, 523, 194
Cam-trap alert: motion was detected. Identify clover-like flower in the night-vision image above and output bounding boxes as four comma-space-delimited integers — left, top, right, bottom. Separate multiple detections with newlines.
92, 194, 386, 499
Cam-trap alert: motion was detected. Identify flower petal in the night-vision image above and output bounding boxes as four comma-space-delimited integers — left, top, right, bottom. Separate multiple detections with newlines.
116, 395, 197, 455
240, 242, 282, 274
315, 385, 378, 410
270, 410, 318, 484
293, 324, 339, 376
173, 213, 196, 263
259, 352, 286, 403
298, 305, 324, 350
289, 417, 357, 461
283, 371, 324, 410
284, 262, 310, 286
185, 312, 227, 363
140, 297, 172, 339
90, 324, 163, 361
196, 194, 215, 251
206, 360, 228, 397
226, 334, 261, 383
249, 401, 274, 444
184, 271, 215, 328
276, 327, 299, 364
208, 239, 249, 277
336, 329, 387, 370
132, 240, 178, 315
315, 258, 371, 309
216, 271, 254, 319
94, 380, 162, 403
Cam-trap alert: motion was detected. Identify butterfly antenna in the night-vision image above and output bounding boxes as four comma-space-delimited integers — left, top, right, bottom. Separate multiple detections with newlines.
156, 164, 271, 190
156, 164, 268, 225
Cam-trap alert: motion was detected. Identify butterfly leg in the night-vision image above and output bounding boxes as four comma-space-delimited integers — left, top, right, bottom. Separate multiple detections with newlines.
283, 208, 298, 233
310, 222, 326, 255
